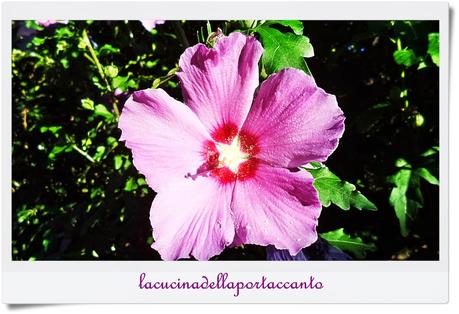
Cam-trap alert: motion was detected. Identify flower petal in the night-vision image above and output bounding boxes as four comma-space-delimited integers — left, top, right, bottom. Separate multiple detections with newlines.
150, 176, 235, 260
177, 32, 263, 135
231, 164, 321, 255
266, 237, 352, 261
241, 68, 345, 168
266, 245, 308, 261
118, 88, 211, 192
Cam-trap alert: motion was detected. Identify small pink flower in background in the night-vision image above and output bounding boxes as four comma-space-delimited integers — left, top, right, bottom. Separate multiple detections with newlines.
114, 88, 124, 98
113, 88, 131, 105
118, 32, 345, 261
36, 20, 68, 27
140, 20, 165, 32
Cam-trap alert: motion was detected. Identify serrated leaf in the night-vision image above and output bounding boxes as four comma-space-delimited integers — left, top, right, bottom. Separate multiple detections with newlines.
261, 20, 304, 35
305, 166, 377, 211
254, 26, 314, 75
320, 228, 376, 259
393, 49, 418, 67
427, 32, 439, 67
388, 156, 439, 236
350, 191, 377, 210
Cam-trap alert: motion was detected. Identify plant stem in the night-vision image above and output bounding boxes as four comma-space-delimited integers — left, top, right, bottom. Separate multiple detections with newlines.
82, 30, 110, 91
82, 29, 120, 118
152, 66, 179, 88
72, 144, 95, 163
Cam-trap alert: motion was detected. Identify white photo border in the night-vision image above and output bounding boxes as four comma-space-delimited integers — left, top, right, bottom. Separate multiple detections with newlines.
1, 1, 449, 303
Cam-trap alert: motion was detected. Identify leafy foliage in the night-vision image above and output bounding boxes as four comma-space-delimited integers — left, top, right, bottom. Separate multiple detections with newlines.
253, 21, 314, 75
305, 163, 377, 211
427, 32, 439, 66
393, 49, 418, 67
12, 20, 177, 260
320, 228, 376, 259
392, 26, 440, 69
388, 149, 439, 237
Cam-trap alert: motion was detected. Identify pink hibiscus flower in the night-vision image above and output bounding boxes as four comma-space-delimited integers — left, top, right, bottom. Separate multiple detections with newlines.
118, 32, 345, 261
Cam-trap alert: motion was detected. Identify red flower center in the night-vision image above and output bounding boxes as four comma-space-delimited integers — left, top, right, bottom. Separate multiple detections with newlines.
202, 122, 260, 184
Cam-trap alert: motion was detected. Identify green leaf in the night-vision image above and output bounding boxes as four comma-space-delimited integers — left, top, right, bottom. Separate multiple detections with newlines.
421, 146, 439, 157
31, 37, 46, 46
25, 20, 44, 31
114, 155, 123, 170
254, 25, 314, 75
55, 27, 74, 39
112, 75, 138, 92
48, 145, 72, 160
106, 136, 118, 148
98, 44, 121, 56
124, 177, 138, 192
94, 104, 114, 121
395, 158, 410, 168
60, 58, 69, 69
305, 166, 377, 211
415, 168, 439, 185
320, 228, 376, 259
393, 49, 418, 67
81, 98, 95, 110
146, 60, 159, 68
137, 177, 147, 186
427, 32, 439, 67
42, 239, 50, 251
261, 20, 304, 35
56, 40, 68, 53
389, 169, 412, 236
417, 61, 427, 70
40, 125, 62, 135
388, 152, 439, 237
93, 146, 106, 162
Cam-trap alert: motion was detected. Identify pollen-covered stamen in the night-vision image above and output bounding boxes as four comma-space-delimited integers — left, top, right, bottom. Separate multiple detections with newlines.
216, 136, 249, 173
